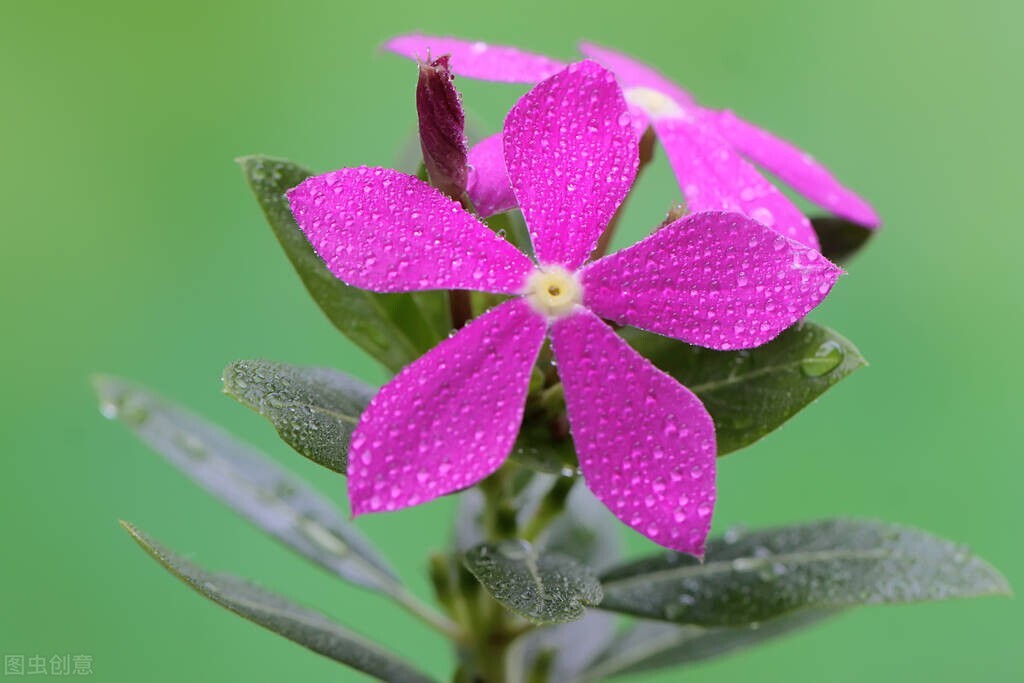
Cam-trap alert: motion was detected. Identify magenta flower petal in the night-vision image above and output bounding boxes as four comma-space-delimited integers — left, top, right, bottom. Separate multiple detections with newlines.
581, 211, 842, 350
387, 38, 877, 238
652, 116, 821, 250
349, 299, 546, 515
287, 167, 533, 294
466, 133, 516, 218
550, 308, 716, 557
503, 61, 639, 269
384, 34, 567, 83
625, 102, 651, 141
578, 41, 696, 107
713, 110, 881, 227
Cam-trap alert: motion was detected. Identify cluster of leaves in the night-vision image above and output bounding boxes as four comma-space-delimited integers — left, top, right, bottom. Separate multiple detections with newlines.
94, 156, 1009, 681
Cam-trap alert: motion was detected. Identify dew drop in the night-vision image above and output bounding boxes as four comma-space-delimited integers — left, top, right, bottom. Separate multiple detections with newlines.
731, 557, 762, 571
800, 340, 844, 377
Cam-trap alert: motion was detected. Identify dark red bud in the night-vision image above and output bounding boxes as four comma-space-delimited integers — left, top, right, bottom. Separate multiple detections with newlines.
416, 55, 469, 201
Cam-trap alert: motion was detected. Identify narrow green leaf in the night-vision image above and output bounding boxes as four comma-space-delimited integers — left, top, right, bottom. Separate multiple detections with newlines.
622, 321, 866, 455
580, 610, 836, 680
237, 154, 446, 372
222, 360, 375, 475
121, 522, 435, 683
599, 519, 1011, 627
811, 216, 875, 264
464, 540, 603, 625
95, 376, 399, 595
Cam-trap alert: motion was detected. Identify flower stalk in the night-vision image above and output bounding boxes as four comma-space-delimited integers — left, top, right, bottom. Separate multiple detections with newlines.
391, 586, 465, 642
458, 467, 546, 681
522, 475, 575, 542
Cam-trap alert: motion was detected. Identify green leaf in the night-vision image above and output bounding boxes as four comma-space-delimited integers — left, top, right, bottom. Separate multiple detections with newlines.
94, 376, 399, 595
121, 522, 435, 683
238, 155, 447, 372
580, 610, 836, 680
622, 321, 866, 455
222, 359, 375, 475
510, 419, 579, 475
464, 540, 603, 625
811, 215, 875, 264
598, 519, 1010, 627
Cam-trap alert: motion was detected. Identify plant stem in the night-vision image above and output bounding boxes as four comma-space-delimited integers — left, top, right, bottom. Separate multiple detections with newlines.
462, 467, 525, 681
448, 290, 474, 330
479, 468, 518, 542
392, 587, 465, 642
521, 476, 576, 542
448, 193, 480, 331
452, 467, 578, 680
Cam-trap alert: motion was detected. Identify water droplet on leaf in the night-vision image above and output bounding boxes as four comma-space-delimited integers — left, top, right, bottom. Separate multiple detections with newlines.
801, 340, 844, 377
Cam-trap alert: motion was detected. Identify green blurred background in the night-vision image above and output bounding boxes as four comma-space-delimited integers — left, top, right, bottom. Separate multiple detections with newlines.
2, 0, 1020, 680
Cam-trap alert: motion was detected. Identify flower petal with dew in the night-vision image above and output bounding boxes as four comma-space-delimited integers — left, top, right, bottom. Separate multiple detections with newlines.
710, 109, 879, 227
550, 308, 716, 555
350, 299, 546, 513
288, 61, 841, 556
466, 133, 516, 218
582, 211, 840, 350
385, 34, 566, 83
579, 41, 880, 230
650, 114, 819, 248
502, 61, 639, 269
288, 167, 532, 293
385, 35, 880, 246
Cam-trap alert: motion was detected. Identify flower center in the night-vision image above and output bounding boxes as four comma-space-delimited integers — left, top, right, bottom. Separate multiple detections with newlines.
523, 266, 583, 319
624, 86, 685, 120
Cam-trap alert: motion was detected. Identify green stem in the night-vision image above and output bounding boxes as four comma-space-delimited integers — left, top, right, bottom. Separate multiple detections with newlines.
479, 469, 518, 542
391, 587, 465, 642
462, 467, 524, 681
453, 466, 579, 680
521, 476, 576, 542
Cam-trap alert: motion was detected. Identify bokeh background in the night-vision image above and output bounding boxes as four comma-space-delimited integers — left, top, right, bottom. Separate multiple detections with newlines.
2, 0, 1021, 680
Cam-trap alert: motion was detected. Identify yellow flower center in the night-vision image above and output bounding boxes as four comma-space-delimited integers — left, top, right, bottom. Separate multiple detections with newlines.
523, 266, 583, 319
624, 86, 685, 120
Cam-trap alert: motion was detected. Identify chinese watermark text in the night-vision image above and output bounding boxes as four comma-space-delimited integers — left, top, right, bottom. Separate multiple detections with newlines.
3, 655, 93, 676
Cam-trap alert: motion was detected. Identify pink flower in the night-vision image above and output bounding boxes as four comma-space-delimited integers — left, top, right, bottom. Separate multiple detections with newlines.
386, 35, 880, 250
287, 62, 841, 556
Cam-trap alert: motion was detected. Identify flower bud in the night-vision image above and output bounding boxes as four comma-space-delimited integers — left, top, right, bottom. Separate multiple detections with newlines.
416, 55, 469, 201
